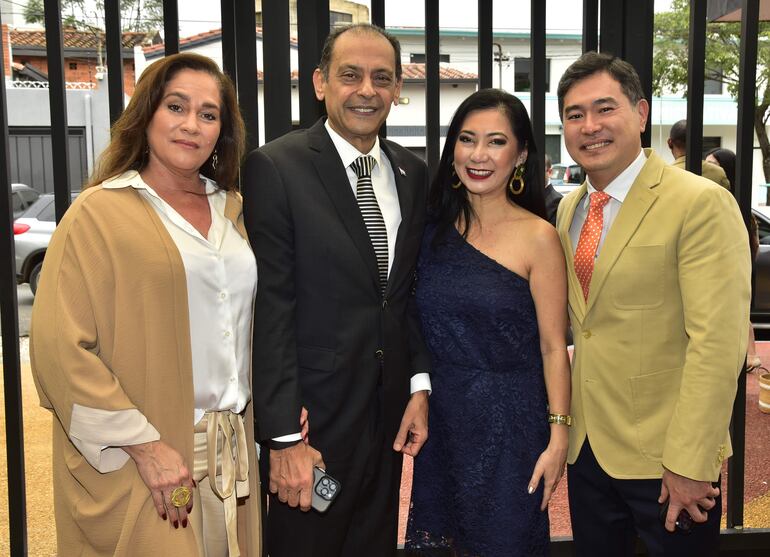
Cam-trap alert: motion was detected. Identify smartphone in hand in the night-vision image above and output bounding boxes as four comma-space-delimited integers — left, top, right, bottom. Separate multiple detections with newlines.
311, 466, 341, 513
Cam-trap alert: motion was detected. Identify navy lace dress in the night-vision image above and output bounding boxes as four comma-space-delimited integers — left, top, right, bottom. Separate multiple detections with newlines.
405, 224, 550, 557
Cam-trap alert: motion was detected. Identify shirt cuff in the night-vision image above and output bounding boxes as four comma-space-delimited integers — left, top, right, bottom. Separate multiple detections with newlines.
68, 403, 160, 473
269, 432, 303, 450
410, 372, 431, 395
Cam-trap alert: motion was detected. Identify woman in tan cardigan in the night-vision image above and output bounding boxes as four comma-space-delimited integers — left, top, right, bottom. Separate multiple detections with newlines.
31, 53, 272, 556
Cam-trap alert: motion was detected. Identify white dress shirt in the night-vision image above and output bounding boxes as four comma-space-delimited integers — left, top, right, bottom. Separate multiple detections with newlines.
569, 149, 647, 255
324, 121, 431, 391
70, 172, 256, 472
105, 173, 256, 424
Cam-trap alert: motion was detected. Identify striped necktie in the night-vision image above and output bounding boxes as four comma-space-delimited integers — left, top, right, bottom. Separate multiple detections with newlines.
351, 155, 388, 296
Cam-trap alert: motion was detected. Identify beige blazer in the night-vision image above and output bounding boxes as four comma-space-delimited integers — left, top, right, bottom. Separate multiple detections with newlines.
556, 149, 750, 481
673, 155, 731, 190
31, 182, 261, 556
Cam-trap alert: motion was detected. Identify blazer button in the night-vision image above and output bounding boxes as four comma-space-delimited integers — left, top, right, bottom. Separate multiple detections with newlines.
374, 349, 384, 360
583, 330, 592, 339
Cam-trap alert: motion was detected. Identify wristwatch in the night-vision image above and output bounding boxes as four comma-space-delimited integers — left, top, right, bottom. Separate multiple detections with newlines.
548, 413, 573, 426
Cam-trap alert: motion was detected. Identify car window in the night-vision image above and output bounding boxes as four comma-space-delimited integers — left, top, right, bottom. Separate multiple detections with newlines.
756, 211, 770, 245
19, 189, 39, 206
37, 199, 56, 222
12, 192, 23, 213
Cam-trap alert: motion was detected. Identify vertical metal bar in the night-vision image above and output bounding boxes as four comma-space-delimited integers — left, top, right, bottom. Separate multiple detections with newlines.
599, 0, 623, 56
371, 0, 387, 139
263, 0, 292, 141
728, 371, 747, 528
425, 0, 440, 179
624, 0, 654, 147
530, 0, 546, 176
234, 0, 258, 151
685, 0, 706, 174
220, 0, 237, 83
478, 0, 493, 90
44, 0, 71, 223
727, 0, 759, 529
104, 0, 124, 126
297, 0, 330, 128
0, 7, 27, 553
163, 0, 179, 56
582, 0, 599, 53
371, 0, 385, 27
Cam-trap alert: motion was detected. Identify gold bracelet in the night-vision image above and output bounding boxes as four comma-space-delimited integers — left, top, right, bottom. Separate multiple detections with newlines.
548, 413, 572, 426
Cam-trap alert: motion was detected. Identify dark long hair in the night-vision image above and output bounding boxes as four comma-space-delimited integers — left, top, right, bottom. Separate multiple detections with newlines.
87, 53, 245, 191
429, 88, 546, 243
707, 147, 736, 192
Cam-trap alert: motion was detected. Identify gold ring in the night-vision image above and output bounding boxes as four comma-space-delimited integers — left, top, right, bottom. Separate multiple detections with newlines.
170, 486, 191, 508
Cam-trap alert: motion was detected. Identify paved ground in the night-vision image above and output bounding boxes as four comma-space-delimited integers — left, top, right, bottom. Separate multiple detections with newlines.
1, 337, 768, 555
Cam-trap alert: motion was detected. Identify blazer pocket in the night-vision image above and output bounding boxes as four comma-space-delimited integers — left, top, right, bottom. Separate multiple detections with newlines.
297, 345, 336, 372
611, 244, 665, 309
630, 367, 682, 461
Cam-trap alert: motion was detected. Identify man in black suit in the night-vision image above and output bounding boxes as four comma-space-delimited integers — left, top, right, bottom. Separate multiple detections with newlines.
242, 23, 431, 557
543, 153, 563, 226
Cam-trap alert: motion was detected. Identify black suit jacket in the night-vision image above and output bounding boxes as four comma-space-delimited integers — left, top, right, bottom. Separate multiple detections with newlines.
243, 119, 430, 461
544, 182, 563, 226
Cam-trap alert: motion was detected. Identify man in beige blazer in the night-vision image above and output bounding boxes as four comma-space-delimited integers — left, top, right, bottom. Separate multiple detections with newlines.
668, 119, 732, 190
555, 52, 750, 557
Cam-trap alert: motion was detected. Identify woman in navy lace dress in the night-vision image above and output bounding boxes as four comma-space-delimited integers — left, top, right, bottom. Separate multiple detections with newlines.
405, 89, 571, 556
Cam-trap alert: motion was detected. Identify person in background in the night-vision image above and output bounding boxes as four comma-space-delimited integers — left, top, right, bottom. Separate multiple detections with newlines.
668, 119, 731, 190
405, 88, 571, 556
707, 147, 762, 371
30, 53, 264, 557
544, 152, 563, 225
243, 23, 431, 557
556, 52, 750, 557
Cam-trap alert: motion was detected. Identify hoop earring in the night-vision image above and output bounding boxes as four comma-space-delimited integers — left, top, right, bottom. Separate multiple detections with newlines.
509, 164, 525, 195
450, 168, 463, 189
211, 149, 218, 171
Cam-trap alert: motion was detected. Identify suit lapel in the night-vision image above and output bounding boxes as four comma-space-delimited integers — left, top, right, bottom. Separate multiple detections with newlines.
585, 150, 663, 314
380, 140, 413, 293
307, 120, 380, 291
558, 183, 589, 322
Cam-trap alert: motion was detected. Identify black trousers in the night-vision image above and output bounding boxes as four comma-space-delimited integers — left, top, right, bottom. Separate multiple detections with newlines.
264, 389, 403, 557
568, 440, 721, 557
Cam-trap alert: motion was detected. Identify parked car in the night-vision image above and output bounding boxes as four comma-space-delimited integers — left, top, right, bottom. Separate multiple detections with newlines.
550, 163, 584, 195
11, 183, 40, 218
14, 192, 78, 295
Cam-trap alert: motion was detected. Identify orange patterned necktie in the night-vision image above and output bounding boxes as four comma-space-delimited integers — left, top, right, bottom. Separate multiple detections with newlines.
574, 191, 611, 301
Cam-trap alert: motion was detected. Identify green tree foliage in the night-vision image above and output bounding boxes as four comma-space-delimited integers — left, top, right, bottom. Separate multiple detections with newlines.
24, 0, 163, 33
654, 0, 770, 181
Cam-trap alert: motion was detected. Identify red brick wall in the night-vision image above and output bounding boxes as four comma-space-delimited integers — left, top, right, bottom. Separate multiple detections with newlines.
13, 54, 136, 95
2, 25, 10, 77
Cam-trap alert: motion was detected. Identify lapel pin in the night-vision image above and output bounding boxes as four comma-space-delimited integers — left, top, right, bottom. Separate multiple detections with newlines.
398, 167, 407, 176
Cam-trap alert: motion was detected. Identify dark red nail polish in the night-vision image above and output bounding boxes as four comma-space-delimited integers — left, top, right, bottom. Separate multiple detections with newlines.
173, 521, 179, 529
182, 519, 188, 528
161, 513, 167, 521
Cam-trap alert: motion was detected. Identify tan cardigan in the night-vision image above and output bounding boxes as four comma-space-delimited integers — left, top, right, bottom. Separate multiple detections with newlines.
30, 182, 261, 556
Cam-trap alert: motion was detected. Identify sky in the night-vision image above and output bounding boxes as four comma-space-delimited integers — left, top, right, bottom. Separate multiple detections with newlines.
175, 0, 676, 38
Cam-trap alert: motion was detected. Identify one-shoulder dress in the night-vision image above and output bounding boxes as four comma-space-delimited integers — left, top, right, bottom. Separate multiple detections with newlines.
405, 224, 550, 556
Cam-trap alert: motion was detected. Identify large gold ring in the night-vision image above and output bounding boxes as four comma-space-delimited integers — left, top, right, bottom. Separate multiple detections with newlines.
170, 486, 191, 508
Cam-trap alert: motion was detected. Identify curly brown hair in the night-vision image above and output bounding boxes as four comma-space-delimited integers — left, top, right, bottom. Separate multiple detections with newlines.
86, 53, 245, 191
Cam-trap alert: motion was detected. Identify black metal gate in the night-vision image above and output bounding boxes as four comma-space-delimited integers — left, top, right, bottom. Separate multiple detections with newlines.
1, 1, 768, 554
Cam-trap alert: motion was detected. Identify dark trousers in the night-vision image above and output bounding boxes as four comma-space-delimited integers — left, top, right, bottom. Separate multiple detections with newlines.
568, 440, 721, 557
264, 390, 403, 557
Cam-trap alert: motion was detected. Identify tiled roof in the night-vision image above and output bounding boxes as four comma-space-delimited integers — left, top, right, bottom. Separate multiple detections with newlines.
402, 63, 477, 80
11, 29, 157, 50
144, 26, 298, 57
253, 65, 475, 82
